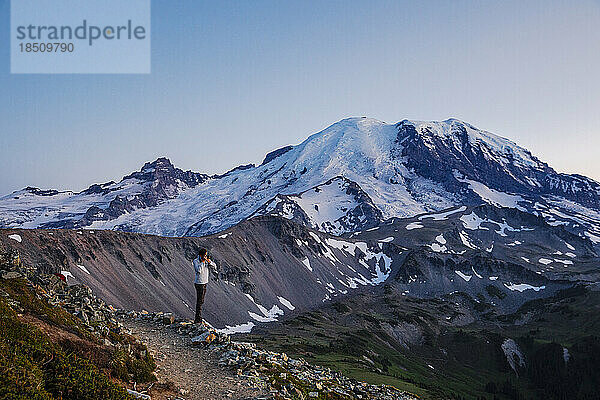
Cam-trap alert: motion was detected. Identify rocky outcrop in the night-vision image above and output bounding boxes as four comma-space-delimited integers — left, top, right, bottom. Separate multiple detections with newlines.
261, 145, 294, 166
253, 176, 384, 235
38, 157, 209, 229
397, 120, 600, 210
122, 310, 418, 400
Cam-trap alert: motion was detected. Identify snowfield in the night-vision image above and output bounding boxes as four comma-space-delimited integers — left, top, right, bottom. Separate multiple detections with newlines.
7, 234, 22, 243
456, 176, 526, 211
504, 283, 546, 292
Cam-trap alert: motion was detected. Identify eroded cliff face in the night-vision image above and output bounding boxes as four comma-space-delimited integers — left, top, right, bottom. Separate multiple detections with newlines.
2, 204, 592, 330
0, 216, 400, 329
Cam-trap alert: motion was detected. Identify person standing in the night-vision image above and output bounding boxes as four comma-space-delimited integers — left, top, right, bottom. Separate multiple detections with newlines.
192, 248, 217, 324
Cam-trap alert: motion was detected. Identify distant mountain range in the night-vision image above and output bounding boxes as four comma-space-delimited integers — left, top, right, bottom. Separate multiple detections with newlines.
2, 117, 600, 246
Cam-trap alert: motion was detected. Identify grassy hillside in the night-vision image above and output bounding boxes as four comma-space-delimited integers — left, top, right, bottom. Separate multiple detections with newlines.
244, 285, 600, 400
0, 259, 156, 399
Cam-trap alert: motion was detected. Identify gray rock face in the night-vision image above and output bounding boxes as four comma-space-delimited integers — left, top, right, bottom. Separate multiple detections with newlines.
0, 217, 398, 328
501, 338, 525, 373
39, 157, 209, 229
260, 145, 294, 166
397, 119, 600, 209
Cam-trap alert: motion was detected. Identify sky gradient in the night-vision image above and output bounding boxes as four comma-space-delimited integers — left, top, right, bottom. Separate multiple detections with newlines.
1, 0, 599, 194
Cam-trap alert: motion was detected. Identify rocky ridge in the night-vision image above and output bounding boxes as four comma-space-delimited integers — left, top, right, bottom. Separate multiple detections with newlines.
1, 252, 418, 400
121, 309, 418, 400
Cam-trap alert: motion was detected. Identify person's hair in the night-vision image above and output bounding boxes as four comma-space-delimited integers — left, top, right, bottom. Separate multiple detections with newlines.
199, 248, 208, 258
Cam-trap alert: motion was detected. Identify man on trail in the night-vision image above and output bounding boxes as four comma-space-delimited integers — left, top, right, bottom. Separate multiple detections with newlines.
192, 248, 217, 324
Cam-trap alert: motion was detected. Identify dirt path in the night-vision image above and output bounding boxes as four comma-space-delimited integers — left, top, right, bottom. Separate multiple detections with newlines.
121, 318, 271, 400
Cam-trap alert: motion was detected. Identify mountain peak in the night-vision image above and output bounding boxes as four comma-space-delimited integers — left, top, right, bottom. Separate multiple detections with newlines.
123, 157, 182, 182
140, 157, 175, 173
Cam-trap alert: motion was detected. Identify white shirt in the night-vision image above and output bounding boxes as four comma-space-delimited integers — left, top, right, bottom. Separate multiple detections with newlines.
192, 257, 216, 284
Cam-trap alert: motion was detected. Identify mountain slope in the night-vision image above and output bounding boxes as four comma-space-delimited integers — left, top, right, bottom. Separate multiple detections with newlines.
0, 217, 398, 330
0, 158, 208, 230
250, 176, 385, 235
3, 203, 592, 331
246, 283, 600, 400
1, 118, 599, 244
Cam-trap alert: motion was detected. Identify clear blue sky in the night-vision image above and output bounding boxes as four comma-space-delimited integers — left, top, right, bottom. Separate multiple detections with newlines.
1, 0, 599, 194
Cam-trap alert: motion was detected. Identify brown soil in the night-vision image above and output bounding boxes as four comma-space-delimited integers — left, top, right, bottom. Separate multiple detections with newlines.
122, 318, 271, 400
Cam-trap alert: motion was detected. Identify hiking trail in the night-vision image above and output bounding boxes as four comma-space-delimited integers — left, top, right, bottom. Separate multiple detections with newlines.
122, 317, 270, 400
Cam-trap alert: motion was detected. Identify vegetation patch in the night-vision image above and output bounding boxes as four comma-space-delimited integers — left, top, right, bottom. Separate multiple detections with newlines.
0, 263, 156, 399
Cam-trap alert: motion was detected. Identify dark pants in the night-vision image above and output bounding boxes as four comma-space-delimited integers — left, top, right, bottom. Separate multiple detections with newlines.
194, 283, 207, 323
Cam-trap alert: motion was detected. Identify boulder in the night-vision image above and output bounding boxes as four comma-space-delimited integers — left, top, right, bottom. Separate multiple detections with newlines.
126, 389, 151, 399
1, 271, 23, 279
162, 313, 175, 325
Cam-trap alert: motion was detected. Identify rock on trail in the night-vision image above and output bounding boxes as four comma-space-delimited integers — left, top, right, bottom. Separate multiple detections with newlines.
122, 317, 269, 400
120, 311, 419, 400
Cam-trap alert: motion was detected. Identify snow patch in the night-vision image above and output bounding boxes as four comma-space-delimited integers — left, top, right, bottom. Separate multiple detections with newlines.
418, 206, 467, 221
504, 283, 545, 292
217, 322, 255, 334
245, 294, 284, 322
76, 264, 90, 274
554, 259, 573, 265
563, 348, 570, 364
460, 212, 488, 230
61, 270, 74, 281
278, 296, 295, 311
405, 222, 423, 230
8, 234, 22, 243
455, 270, 472, 282
301, 257, 312, 272
459, 231, 477, 249
585, 231, 600, 243
429, 243, 447, 253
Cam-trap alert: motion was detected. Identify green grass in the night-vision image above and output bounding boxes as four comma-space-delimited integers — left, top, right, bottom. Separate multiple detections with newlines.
0, 277, 156, 399
244, 287, 600, 400
246, 319, 502, 400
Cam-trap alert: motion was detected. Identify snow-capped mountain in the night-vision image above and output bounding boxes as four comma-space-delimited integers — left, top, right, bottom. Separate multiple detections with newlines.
0, 158, 208, 229
1, 117, 599, 244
